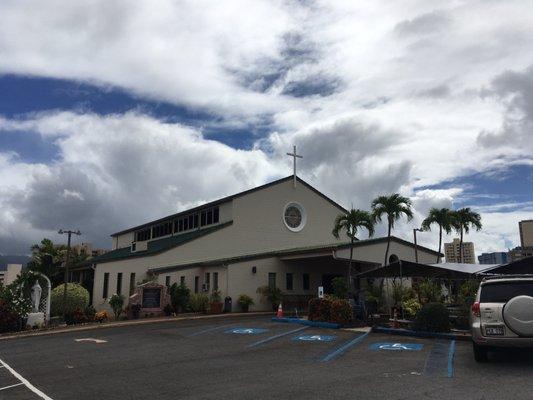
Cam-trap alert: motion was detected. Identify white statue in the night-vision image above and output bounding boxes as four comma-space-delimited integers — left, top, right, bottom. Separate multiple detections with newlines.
31, 281, 42, 313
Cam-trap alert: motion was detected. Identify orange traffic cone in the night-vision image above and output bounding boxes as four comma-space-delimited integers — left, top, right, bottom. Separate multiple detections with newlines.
277, 303, 283, 318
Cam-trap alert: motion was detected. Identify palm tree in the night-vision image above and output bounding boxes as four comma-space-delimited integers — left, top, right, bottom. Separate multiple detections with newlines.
332, 209, 375, 294
451, 208, 482, 263
421, 208, 454, 263
27, 238, 67, 286
371, 194, 413, 265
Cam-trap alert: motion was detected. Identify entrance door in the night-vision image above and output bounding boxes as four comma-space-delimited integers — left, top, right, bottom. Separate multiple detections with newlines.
321, 274, 343, 294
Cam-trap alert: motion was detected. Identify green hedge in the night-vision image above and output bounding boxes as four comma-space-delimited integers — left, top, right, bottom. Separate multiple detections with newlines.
50, 283, 90, 316
412, 302, 450, 332
308, 296, 352, 325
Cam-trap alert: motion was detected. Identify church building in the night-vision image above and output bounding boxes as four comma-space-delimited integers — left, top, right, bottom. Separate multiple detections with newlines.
90, 174, 439, 312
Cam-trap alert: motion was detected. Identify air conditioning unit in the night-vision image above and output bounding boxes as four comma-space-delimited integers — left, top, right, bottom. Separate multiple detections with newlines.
131, 241, 148, 252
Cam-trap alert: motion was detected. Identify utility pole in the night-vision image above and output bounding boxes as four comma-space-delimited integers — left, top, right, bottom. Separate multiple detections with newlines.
58, 229, 81, 317
413, 228, 423, 263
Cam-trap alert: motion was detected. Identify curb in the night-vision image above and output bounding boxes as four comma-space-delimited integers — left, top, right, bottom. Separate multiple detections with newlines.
372, 326, 471, 341
271, 317, 341, 329
0, 312, 274, 341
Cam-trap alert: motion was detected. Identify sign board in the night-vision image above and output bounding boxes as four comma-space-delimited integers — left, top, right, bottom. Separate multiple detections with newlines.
369, 342, 423, 351
226, 328, 268, 335
294, 335, 335, 342
142, 288, 161, 308
318, 286, 324, 299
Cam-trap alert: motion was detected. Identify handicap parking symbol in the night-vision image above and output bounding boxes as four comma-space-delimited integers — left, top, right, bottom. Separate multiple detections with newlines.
227, 328, 268, 335
370, 342, 423, 351
294, 335, 336, 342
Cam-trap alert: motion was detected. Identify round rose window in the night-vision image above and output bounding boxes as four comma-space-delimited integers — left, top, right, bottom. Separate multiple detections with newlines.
283, 203, 306, 232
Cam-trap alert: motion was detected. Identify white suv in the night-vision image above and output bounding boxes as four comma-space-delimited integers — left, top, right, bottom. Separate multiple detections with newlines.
471, 275, 533, 362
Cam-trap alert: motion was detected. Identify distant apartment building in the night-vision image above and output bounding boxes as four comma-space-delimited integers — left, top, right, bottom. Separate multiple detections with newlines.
0, 264, 22, 285
507, 220, 533, 262
478, 252, 508, 265
72, 242, 108, 259
519, 220, 533, 247
444, 238, 476, 264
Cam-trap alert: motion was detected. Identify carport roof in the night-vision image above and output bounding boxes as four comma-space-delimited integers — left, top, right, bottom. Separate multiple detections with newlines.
355, 260, 495, 279
479, 256, 533, 275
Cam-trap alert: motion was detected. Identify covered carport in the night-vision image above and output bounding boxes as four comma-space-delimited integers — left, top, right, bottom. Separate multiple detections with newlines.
479, 256, 533, 275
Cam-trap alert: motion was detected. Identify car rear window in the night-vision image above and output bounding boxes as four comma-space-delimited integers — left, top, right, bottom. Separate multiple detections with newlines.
480, 281, 533, 303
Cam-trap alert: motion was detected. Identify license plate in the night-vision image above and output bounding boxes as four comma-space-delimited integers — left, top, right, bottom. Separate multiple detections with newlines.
485, 326, 504, 336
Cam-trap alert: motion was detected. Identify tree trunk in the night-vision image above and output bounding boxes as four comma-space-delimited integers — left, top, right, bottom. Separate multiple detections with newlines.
437, 225, 442, 263
459, 228, 464, 263
348, 238, 354, 297
384, 221, 392, 265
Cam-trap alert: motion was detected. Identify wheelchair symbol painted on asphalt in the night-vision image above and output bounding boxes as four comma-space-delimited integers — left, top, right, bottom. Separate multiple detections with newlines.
294, 335, 336, 342
370, 342, 423, 351
227, 328, 268, 335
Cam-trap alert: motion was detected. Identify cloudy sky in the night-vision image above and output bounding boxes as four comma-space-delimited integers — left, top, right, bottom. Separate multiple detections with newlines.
1, 0, 532, 257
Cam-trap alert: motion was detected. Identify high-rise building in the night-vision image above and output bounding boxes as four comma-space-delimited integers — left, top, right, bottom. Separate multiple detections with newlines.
478, 252, 508, 265
519, 220, 533, 247
444, 238, 476, 264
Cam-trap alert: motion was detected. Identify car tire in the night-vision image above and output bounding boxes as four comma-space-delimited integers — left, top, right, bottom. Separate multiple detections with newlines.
473, 343, 488, 362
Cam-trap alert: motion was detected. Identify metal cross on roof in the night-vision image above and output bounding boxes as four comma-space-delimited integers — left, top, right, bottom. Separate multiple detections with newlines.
286, 145, 303, 188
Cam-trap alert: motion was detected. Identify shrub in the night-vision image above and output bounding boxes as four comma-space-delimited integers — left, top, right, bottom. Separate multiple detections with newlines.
64, 308, 87, 325
108, 294, 125, 320
308, 296, 352, 325
210, 289, 222, 303
256, 286, 282, 310
189, 293, 209, 313
163, 304, 174, 316
402, 297, 421, 319
84, 305, 96, 321
0, 299, 22, 333
50, 283, 90, 316
413, 302, 450, 332
331, 277, 349, 299
170, 283, 190, 313
237, 294, 254, 312
94, 310, 109, 323
392, 281, 413, 306
459, 279, 479, 306
417, 279, 443, 304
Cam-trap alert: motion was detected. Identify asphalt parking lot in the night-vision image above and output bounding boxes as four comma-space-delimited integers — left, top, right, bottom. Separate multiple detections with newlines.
1, 315, 533, 400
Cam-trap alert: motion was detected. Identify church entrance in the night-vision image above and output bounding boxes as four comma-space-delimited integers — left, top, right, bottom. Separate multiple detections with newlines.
321, 274, 343, 294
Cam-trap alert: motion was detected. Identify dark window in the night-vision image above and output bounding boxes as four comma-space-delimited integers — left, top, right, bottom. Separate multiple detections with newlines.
213, 207, 219, 223
165, 276, 171, 287
481, 282, 533, 303
103, 273, 109, 299
194, 276, 199, 293
213, 272, 219, 290
153, 221, 172, 238
268, 273, 276, 288
303, 273, 310, 290
180, 276, 185, 285
116, 273, 122, 295
129, 273, 136, 296
183, 217, 189, 231
194, 214, 199, 228
207, 209, 213, 225
179, 219, 184, 232
286, 273, 293, 291
205, 273, 210, 291
201, 211, 207, 226
188, 215, 194, 229
135, 228, 151, 241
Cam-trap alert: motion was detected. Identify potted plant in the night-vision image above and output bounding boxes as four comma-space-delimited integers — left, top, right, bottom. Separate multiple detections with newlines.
209, 290, 223, 314
256, 286, 282, 311
237, 294, 254, 312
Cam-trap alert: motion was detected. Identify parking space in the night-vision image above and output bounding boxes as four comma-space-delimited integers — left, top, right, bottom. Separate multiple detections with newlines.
2, 317, 533, 399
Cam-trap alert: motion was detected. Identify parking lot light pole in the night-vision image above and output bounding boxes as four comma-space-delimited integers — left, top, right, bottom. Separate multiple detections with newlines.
413, 228, 424, 263
58, 229, 81, 317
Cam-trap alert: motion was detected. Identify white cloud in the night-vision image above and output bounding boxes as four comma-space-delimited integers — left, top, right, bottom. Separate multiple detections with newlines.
0, 1, 532, 256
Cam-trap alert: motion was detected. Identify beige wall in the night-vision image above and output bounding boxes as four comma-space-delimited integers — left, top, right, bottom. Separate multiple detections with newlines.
93, 179, 346, 308
334, 240, 438, 265
520, 220, 533, 247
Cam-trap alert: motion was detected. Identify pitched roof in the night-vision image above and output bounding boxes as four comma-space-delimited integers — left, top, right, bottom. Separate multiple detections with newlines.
148, 236, 441, 274
111, 175, 347, 236
90, 221, 233, 264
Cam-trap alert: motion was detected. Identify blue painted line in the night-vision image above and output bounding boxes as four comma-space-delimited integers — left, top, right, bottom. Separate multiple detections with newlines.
187, 324, 233, 337
447, 340, 456, 378
370, 342, 423, 351
247, 326, 308, 348
271, 317, 341, 329
321, 331, 370, 362
373, 326, 469, 341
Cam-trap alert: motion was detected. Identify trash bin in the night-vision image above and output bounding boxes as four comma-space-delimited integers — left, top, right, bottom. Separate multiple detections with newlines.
224, 296, 232, 313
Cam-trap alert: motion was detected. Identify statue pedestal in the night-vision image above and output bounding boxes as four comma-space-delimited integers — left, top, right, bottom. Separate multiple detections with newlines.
26, 312, 45, 328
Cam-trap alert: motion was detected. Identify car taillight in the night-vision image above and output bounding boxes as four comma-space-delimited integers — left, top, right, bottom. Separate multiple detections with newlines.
471, 301, 481, 317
